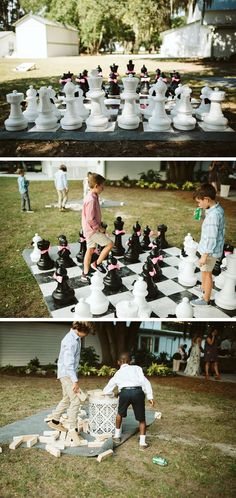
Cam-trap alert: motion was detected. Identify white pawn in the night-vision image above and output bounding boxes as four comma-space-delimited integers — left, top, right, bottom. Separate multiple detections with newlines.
86, 272, 109, 315
47, 86, 61, 121
203, 87, 228, 131
214, 252, 236, 310
170, 84, 183, 117
132, 277, 149, 314
195, 84, 211, 121
86, 70, 109, 131
73, 298, 92, 318
116, 300, 139, 318
178, 240, 198, 287
30, 233, 42, 263
23, 86, 38, 123
148, 78, 171, 131
5, 90, 28, 131
176, 297, 193, 318
35, 87, 58, 131
118, 75, 140, 130
173, 85, 196, 130
61, 80, 82, 130
75, 85, 89, 121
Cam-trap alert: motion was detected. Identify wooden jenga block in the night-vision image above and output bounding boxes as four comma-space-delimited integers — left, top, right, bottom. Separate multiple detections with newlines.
77, 388, 87, 402
52, 441, 65, 450
88, 440, 104, 448
26, 436, 38, 448
95, 434, 112, 441
43, 430, 60, 437
39, 436, 58, 444
13, 434, 39, 441
9, 437, 24, 450
82, 420, 90, 433
59, 431, 67, 441
96, 449, 114, 462
45, 445, 61, 458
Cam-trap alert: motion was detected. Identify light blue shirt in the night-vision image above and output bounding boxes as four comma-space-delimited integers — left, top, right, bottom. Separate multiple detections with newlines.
54, 170, 68, 190
57, 329, 81, 382
18, 176, 29, 194
198, 203, 225, 258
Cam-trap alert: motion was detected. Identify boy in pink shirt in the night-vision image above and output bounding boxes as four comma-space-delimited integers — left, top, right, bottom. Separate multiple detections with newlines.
81, 173, 113, 283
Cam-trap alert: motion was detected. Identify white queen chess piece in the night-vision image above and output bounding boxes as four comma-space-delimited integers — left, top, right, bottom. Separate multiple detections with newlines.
203, 87, 228, 131
118, 74, 140, 130
214, 251, 236, 310
5, 90, 28, 131
148, 78, 171, 131
35, 87, 58, 131
86, 272, 109, 315
86, 70, 109, 131
23, 86, 39, 123
61, 80, 82, 130
173, 85, 196, 131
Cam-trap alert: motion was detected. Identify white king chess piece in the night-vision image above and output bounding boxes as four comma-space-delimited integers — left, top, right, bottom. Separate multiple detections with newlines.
5, 90, 28, 131
118, 74, 140, 130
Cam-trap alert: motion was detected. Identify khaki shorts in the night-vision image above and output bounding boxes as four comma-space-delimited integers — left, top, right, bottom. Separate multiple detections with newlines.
87, 231, 113, 249
200, 255, 217, 272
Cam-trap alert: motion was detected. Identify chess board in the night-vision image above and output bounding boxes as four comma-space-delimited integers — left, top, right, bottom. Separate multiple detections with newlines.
22, 242, 235, 319
1, 97, 234, 143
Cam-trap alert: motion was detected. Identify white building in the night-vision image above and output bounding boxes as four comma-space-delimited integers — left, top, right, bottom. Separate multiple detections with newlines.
14, 14, 78, 58
0, 31, 16, 58
160, 0, 236, 59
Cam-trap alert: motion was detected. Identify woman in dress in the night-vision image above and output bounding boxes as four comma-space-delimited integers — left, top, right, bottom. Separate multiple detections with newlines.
204, 328, 221, 380
184, 335, 202, 377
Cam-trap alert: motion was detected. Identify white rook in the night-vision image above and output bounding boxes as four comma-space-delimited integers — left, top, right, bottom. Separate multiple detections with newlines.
5, 90, 28, 131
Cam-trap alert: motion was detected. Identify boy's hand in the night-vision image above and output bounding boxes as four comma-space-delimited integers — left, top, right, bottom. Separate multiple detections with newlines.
149, 399, 154, 407
99, 226, 106, 233
72, 381, 80, 393
199, 254, 208, 266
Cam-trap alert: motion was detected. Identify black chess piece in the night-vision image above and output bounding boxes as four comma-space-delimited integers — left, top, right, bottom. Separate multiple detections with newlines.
97, 65, 103, 76
149, 244, 164, 267
140, 226, 152, 251
112, 216, 125, 256
167, 70, 181, 98
59, 71, 74, 94
76, 231, 87, 263
110, 63, 118, 75
104, 252, 122, 291
155, 68, 161, 82
156, 224, 169, 249
141, 260, 159, 300
37, 239, 54, 271
108, 72, 120, 97
212, 243, 234, 276
52, 265, 75, 306
146, 254, 162, 283
56, 235, 75, 268
124, 234, 140, 263
126, 60, 135, 75
133, 221, 143, 253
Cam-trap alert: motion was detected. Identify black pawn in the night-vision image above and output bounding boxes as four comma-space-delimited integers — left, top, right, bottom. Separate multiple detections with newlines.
124, 234, 140, 264
133, 221, 143, 253
37, 239, 54, 271
150, 245, 164, 268
126, 60, 135, 75
147, 255, 162, 283
52, 265, 75, 306
104, 253, 122, 292
110, 63, 118, 75
56, 235, 75, 268
141, 261, 159, 300
140, 226, 151, 251
156, 224, 169, 249
76, 231, 87, 263
112, 216, 125, 256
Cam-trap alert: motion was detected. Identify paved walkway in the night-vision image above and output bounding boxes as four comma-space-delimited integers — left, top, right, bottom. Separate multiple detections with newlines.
177, 371, 236, 383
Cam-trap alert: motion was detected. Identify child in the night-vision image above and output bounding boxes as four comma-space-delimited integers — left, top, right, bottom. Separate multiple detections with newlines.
47, 321, 91, 444
17, 168, 33, 212
81, 173, 113, 283
191, 183, 225, 306
54, 164, 68, 212
103, 352, 154, 450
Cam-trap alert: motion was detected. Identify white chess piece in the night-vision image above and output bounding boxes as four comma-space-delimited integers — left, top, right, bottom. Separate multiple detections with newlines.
118, 75, 140, 130
175, 297, 193, 318
73, 298, 92, 318
35, 87, 58, 131
86, 272, 109, 315
23, 86, 38, 123
178, 240, 198, 287
61, 80, 82, 130
5, 90, 28, 131
214, 252, 236, 310
179, 233, 193, 270
173, 85, 196, 130
30, 233, 42, 263
132, 277, 151, 317
116, 300, 139, 318
170, 84, 183, 117
47, 86, 61, 121
195, 84, 211, 121
142, 85, 155, 117
214, 257, 227, 289
75, 85, 90, 121
85, 70, 109, 131
203, 87, 228, 131
148, 78, 171, 131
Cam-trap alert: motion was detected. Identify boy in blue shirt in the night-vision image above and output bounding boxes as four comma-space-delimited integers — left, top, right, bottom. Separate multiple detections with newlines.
191, 183, 225, 306
17, 168, 33, 212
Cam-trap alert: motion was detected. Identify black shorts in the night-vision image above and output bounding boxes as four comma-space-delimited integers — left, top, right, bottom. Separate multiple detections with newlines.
118, 387, 145, 422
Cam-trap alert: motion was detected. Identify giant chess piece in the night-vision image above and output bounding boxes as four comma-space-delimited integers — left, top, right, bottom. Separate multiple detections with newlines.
37, 239, 54, 270
118, 75, 140, 130
141, 260, 159, 300
178, 239, 198, 287
139, 65, 150, 96
76, 231, 87, 263
116, 300, 139, 318
175, 297, 193, 318
142, 85, 155, 117
149, 244, 164, 270
170, 84, 183, 117
147, 253, 162, 283
104, 253, 122, 292
179, 233, 193, 270
212, 244, 234, 276
72, 297, 92, 318
148, 78, 171, 131
61, 80, 82, 130
214, 252, 236, 310
23, 86, 38, 123
52, 265, 75, 306
140, 226, 152, 251
75, 72, 89, 97
112, 216, 125, 256
155, 68, 161, 82
35, 87, 58, 131
167, 71, 181, 98
195, 84, 211, 121
86, 272, 109, 315
126, 60, 135, 75
124, 234, 140, 263
5, 90, 28, 131
59, 71, 74, 92
85, 70, 109, 131
156, 224, 169, 249
203, 87, 228, 131
173, 85, 196, 131
133, 221, 142, 253
214, 257, 227, 289
30, 233, 42, 263
132, 277, 151, 317
47, 86, 61, 121
56, 234, 75, 268
75, 85, 90, 121
107, 72, 120, 97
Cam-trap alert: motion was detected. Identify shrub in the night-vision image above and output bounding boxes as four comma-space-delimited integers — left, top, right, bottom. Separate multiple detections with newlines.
146, 363, 174, 376
139, 169, 162, 183
78, 362, 98, 376
26, 357, 41, 373
80, 346, 100, 367
165, 183, 179, 190
133, 350, 157, 368
182, 181, 195, 191
97, 365, 117, 377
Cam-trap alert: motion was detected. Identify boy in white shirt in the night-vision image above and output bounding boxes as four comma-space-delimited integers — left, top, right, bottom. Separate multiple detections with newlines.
103, 352, 154, 450
54, 164, 68, 212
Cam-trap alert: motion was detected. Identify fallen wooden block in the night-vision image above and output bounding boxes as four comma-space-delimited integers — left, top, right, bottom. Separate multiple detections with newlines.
39, 436, 59, 444
52, 440, 65, 450
88, 440, 104, 448
59, 432, 67, 441
26, 436, 38, 448
45, 445, 61, 458
95, 434, 112, 441
43, 430, 60, 437
9, 437, 24, 450
96, 449, 114, 462
13, 434, 39, 442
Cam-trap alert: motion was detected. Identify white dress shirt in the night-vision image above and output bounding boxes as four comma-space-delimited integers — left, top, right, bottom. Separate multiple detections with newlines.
54, 170, 68, 190
103, 364, 153, 400
57, 329, 81, 382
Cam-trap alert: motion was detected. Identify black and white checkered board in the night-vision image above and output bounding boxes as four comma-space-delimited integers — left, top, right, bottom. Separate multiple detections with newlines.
22, 242, 235, 319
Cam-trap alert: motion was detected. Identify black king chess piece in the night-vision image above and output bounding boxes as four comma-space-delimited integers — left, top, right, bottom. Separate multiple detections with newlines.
37, 239, 54, 271
56, 235, 75, 268
52, 265, 75, 306
112, 216, 125, 256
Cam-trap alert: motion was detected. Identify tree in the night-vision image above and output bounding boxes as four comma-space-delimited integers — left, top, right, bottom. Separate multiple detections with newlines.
0, 0, 23, 30
94, 322, 141, 366
166, 161, 197, 183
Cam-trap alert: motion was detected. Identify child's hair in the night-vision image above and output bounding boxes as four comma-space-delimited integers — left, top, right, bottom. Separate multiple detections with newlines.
193, 183, 216, 200
118, 352, 131, 364
59, 164, 67, 172
16, 168, 25, 175
71, 321, 92, 334
88, 173, 105, 188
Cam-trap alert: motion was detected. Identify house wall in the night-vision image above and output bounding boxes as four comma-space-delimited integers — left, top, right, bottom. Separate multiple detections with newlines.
41, 160, 104, 179
105, 161, 162, 180
212, 27, 236, 57
0, 32, 16, 58
16, 18, 47, 58
160, 23, 212, 57
46, 25, 78, 57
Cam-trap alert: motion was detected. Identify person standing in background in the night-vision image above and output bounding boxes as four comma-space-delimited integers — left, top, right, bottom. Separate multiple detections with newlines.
54, 164, 69, 212
204, 328, 221, 380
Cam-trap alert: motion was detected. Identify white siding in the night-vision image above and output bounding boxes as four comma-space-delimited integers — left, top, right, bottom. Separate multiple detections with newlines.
46, 25, 78, 57
42, 160, 104, 179
16, 19, 47, 58
160, 23, 212, 57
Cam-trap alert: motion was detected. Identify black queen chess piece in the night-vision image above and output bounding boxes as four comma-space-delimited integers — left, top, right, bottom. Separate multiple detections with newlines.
112, 216, 125, 256
52, 265, 75, 306
76, 230, 87, 263
37, 239, 54, 271
56, 235, 75, 268
104, 253, 123, 292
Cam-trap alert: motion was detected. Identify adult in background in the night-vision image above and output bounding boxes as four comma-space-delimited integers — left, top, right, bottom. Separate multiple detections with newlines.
208, 161, 219, 193
54, 164, 69, 212
184, 335, 202, 377
204, 328, 221, 380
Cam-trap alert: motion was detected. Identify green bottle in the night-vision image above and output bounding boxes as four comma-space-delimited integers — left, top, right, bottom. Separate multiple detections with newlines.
194, 207, 202, 220
152, 456, 168, 466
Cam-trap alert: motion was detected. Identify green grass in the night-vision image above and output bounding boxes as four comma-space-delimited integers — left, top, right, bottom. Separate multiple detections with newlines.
0, 375, 236, 498
0, 177, 235, 317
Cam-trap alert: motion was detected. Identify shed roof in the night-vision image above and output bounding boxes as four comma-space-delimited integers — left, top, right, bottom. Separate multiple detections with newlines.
0, 31, 15, 39
14, 13, 77, 32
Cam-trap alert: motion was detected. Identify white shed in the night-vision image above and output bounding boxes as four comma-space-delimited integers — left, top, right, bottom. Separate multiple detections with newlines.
14, 14, 78, 58
0, 31, 16, 58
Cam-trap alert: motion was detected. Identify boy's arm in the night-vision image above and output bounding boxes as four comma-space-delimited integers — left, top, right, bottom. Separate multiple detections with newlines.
103, 374, 118, 395
85, 200, 100, 232
63, 342, 79, 384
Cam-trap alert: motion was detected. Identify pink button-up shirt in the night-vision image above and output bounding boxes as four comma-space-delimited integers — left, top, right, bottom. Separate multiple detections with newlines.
82, 191, 101, 239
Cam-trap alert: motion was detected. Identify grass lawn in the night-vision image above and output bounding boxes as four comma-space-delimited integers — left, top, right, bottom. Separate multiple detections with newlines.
0, 177, 235, 318
0, 374, 236, 498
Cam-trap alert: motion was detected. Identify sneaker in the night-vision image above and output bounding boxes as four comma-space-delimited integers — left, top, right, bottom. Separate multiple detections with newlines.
26, 210, 34, 213
47, 419, 67, 432
139, 442, 149, 451
190, 298, 210, 306
91, 261, 106, 274
113, 437, 121, 445
80, 273, 91, 284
